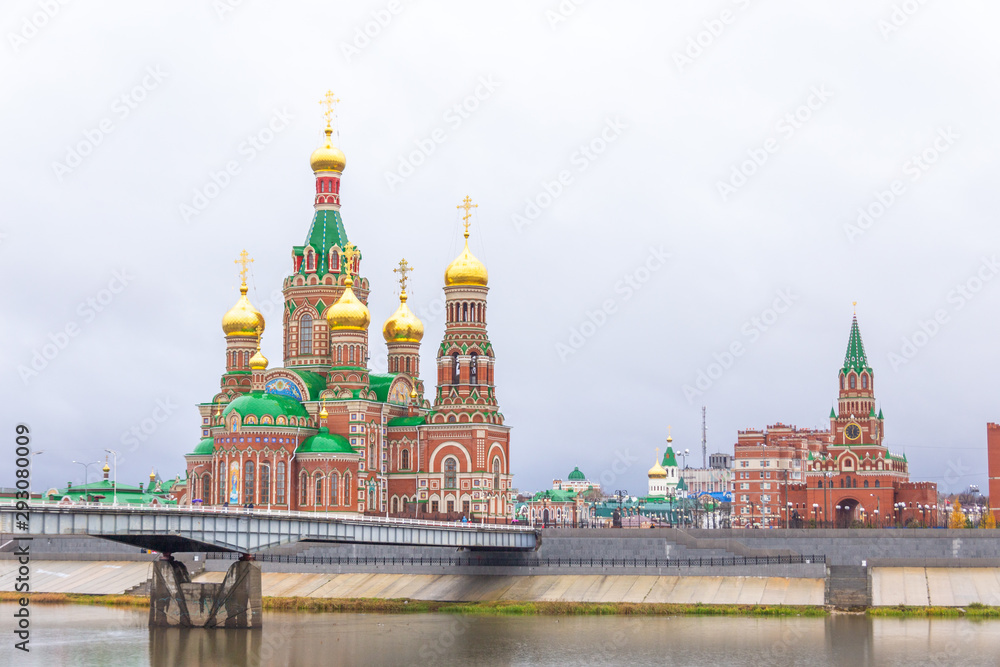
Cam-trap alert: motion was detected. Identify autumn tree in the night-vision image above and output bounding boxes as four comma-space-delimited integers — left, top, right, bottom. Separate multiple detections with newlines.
982, 511, 996, 529
949, 501, 967, 529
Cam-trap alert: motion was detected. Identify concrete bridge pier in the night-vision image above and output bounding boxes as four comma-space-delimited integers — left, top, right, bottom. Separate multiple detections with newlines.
150, 554, 262, 628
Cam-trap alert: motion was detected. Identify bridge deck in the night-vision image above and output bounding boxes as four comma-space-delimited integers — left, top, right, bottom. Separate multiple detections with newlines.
0, 503, 538, 553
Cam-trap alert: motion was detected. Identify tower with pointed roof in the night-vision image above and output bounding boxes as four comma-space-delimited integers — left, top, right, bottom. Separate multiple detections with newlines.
832, 309, 883, 447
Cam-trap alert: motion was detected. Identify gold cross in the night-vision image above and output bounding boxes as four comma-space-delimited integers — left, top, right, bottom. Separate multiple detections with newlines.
394, 258, 413, 292
255, 325, 263, 346
339, 242, 360, 278
457, 195, 477, 237
235, 249, 253, 284
320, 90, 340, 127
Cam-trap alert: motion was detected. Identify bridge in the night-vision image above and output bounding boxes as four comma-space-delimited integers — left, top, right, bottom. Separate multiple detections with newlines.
1, 503, 538, 554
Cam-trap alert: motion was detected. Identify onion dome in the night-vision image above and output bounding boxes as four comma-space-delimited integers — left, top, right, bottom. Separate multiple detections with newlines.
382, 290, 424, 343
319, 401, 329, 420
409, 387, 418, 401
310, 127, 346, 173
249, 347, 268, 370
222, 283, 265, 337
149, 468, 156, 481
444, 238, 488, 286
567, 467, 586, 481
102, 462, 110, 473
326, 275, 370, 331
648, 449, 667, 478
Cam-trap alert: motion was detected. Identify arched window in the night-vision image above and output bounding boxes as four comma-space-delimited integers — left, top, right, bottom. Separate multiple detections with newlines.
330, 474, 339, 506
300, 473, 308, 506
462, 303, 468, 322
300, 314, 313, 355
861, 374, 869, 389
201, 473, 211, 503
337, 346, 342, 363
276, 462, 286, 504
444, 457, 457, 489
331, 249, 340, 272
875, 480, 880, 488
244, 461, 254, 504
849, 375, 856, 389
259, 465, 270, 504
846, 475, 852, 488
478, 303, 483, 322
817, 480, 823, 489
840, 376, 845, 390
470, 352, 478, 385
401, 449, 410, 470
315, 475, 324, 506
349, 346, 355, 363
218, 462, 226, 504
405, 357, 411, 374
493, 458, 501, 490
344, 472, 352, 506
391, 497, 398, 514
306, 250, 316, 272
452, 352, 460, 384
864, 480, 869, 488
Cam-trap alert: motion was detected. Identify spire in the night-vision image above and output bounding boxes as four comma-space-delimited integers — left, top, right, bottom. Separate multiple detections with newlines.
842, 311, 871, 373
444, 196, 488, 287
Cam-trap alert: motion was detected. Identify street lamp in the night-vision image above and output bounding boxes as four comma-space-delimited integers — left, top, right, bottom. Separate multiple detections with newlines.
786, 501, 792, 529
812, 503, 819, 527
835, 505, 842, 529
28, 451, 44, 500
104, 448, 119, 506
680, 448, 690, 470
72, 460, 101, 487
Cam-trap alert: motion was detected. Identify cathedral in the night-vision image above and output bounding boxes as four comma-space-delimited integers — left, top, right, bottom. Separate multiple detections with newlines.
182, 94, 512, 521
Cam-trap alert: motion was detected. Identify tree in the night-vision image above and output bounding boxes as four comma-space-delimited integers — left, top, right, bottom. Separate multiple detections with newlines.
982, 511, 996, 529
949, 501, 966, 529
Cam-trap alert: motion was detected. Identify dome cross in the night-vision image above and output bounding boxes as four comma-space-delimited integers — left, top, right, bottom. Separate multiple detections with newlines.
394, 258, 413, 293
320, 90, 340, 128
235, 249, 253, 284
339, 242, 360, 279
457, 195, 478, 238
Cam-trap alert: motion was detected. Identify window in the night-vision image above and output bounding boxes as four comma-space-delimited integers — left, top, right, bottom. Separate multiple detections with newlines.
452, 352, 460, 384
875, 480, 880, 488
218, 462, 226, 503
315, 475, 324, 506
762, 495, 771, 502
259, 465, 270, 504
470, 352, 478, 385
493, 458, 500, 489
862, 375, 869, 389
331, 474, 339, 506
740, 483, 749, 490
276, 462, 285, 504
306, 250, 316, 272
463, 500, 470, 515
462, 303, 468, 322
444, 457, 457, 489
762, 483, 771, 490
849, 375, 856, 389
201, 473, 211, 503
300, 473, 308, 506
343, 473, 352, 505
401, 449, 410, 470
243, 462, 254, 504
300, 314, 313, 355
447, 499, 455, 513
431, 500, 439, 513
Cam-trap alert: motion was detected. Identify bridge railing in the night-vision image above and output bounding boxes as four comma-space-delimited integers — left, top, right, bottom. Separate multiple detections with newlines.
205, 552, 827, 569
1, 501, 536, 533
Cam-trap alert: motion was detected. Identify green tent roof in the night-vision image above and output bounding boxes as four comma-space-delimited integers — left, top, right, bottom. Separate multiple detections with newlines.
829, 407, 836, 419
677, 476, 688, 491
369, 373, 400, 403
567, 467, 585, 481
293, 209, 350, 277
842, 314, 872, 374
291, 369, 327, 400
223, 392, 309, 420
532, 489, 577, 502
661, 447, 678, 468
296, 428, 354, 454
190, 437, 214, 456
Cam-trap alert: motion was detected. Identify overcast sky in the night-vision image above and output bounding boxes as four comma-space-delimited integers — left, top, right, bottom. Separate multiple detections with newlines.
3, 1, 998, 498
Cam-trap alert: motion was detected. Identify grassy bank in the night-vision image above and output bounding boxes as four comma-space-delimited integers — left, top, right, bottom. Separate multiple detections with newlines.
868, 603, 1000, 618
0, 592, 824, 617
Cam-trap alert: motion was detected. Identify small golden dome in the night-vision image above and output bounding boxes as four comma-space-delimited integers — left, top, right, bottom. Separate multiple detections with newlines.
249, 348, 268, 370
319, 401, 329, 420
648, 449, 667, 478
409, 387, 418, 400
103, 463, 110, 473
444, 240, 488, 287
149, 467, 156, 480
222, 284, 265, 337
382, 291, 424, 343
326, 276, 370, 331
310, 127, 346, 173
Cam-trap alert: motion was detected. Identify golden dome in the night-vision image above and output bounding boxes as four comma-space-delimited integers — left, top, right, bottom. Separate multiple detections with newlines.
102, 463, 110, 473
319, 401, 329, 420
326, 276, 370, 331
444, 240, 488, 286
382, 291, 424, 343
149, 467, 156, 480
222, 283, 265, 337
648, 448, 666, 478
249, 348, 268, 370
310, 127, 346, 173
409, 387, 418, 400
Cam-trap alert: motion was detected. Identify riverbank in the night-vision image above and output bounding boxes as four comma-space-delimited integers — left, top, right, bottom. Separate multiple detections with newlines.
0, 591, 825, 616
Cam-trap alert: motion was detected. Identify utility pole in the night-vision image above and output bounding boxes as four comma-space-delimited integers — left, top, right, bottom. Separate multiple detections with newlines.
701, 406, 708, 468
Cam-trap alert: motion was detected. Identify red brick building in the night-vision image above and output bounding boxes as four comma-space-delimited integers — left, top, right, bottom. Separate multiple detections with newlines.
181, 99, 512, 521
988, 423, 1000, 522
732, 314, 938, 528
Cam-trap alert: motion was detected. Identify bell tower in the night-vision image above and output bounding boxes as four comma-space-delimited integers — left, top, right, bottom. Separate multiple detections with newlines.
832, 306, 883, 446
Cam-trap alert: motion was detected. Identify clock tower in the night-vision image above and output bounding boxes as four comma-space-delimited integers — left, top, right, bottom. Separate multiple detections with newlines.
831, 309, 884, 446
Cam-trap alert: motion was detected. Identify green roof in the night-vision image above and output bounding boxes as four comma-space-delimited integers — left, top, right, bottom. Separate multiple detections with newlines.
190, 437, 214, 456
293, 209, 350, 277
296, 428, 354, 454
677, 476, 688, 491
369, 373, 400, 403
878, 408, 884, 420
830, 407, 836, 419
47, 479, 177, 505
532, 489, 577, 502
223, 392, 308, 420
567, 467, 585, 481
842, 315, 872, 374
291, 369, 327, 400
661, 447, 678, 467
388, 415, 425, 427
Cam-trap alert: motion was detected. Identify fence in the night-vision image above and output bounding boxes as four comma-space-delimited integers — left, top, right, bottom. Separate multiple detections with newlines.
205, 552, 825, 569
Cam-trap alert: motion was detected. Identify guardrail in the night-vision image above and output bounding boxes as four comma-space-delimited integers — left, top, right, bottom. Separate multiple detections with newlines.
0, 501, 536, 533
205, 552, 826, 569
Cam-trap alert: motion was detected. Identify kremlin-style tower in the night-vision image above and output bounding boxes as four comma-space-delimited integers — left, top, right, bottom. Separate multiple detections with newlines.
184, 92, 512, 521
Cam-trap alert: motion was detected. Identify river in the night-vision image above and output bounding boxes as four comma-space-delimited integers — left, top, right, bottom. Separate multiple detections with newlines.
5, 603, 1000, 666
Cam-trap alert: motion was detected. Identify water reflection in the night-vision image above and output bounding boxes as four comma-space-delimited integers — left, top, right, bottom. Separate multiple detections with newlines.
149, 627, 263, 667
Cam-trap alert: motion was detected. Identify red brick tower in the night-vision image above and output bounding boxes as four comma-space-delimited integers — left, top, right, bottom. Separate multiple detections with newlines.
988, 423, 1000, 522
